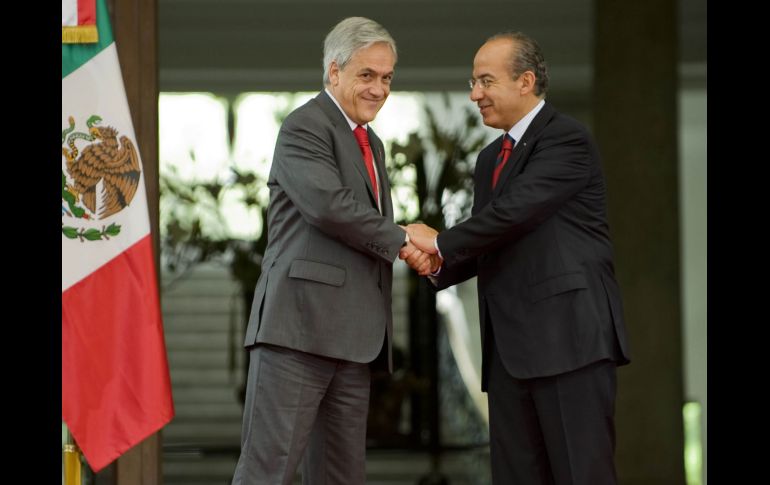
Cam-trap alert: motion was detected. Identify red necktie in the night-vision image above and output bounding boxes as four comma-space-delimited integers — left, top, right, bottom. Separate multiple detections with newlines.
492, 134, 515, 189
353, 125, 379, 206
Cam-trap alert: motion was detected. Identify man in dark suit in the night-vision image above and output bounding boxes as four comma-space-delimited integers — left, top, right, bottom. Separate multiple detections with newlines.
231, 17, 431, 485
405, 32, 631, 485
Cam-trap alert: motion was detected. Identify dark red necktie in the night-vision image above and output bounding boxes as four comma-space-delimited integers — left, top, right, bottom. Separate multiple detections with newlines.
492, 134, 515, 189
353, 125, 379, 206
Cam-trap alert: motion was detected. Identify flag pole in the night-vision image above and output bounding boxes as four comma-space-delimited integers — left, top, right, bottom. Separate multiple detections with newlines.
63, 426, 82, 485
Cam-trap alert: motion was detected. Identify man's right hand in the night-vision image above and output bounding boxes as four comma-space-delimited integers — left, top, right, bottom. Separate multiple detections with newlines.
399, 241, 435, 275
405, 223, 439, 254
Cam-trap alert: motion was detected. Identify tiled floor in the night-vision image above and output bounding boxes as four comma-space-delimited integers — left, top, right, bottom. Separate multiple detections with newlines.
164, 447, 492, 485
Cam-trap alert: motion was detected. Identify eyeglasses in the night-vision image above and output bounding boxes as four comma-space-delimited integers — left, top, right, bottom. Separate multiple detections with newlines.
469, 73, 522, 90
468, 77, 495, 90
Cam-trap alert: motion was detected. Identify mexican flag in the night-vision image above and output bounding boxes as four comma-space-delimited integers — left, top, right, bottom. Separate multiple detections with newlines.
62, 0, 174, 472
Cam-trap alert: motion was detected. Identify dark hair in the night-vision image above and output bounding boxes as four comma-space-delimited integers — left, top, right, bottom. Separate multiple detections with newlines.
488, 31, 549, 96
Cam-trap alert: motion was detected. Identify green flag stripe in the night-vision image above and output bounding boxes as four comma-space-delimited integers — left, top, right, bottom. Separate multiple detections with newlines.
62, 0, 115, 79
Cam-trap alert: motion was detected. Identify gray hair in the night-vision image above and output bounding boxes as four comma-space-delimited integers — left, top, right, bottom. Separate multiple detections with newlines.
488, 31, 549, 96
322, 17, 397, 85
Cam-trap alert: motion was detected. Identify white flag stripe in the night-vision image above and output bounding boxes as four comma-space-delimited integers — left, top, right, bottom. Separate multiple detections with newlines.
62, 0, 78, 27
62, 43, 150, 292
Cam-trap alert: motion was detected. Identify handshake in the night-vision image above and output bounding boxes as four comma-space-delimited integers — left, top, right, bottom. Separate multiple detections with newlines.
399, 223, 442, 277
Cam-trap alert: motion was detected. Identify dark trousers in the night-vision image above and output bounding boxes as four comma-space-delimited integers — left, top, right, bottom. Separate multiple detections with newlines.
487, 341, 618, 485
231, 344, 371, 485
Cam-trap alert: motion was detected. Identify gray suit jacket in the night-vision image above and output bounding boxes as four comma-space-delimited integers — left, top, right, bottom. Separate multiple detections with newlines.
244, 90, 405, 371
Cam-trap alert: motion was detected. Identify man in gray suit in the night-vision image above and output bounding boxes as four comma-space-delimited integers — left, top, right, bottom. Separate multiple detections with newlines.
231, 17, 431, 485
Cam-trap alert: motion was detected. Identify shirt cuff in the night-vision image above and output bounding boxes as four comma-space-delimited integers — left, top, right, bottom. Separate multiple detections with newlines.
429, 236, 442, 277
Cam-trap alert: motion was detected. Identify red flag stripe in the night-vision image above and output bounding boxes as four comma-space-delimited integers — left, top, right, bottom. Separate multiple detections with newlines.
77, 0, 96, 26
62, 235, 174, 471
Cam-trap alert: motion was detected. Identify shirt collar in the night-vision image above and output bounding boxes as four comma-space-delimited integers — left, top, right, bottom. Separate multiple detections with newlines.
507, 98, 545, 145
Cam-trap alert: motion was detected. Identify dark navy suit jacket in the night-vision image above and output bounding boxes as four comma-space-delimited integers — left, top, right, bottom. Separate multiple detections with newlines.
435, 102, 630, 387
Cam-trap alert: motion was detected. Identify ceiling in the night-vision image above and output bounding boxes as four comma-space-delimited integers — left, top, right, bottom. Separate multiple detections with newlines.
158, 0, 706, 101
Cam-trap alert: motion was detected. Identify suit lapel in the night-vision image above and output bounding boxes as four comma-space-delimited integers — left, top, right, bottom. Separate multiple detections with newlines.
491, 102, 556, 198
475, 141, 500, 208
369, 127, 390, 216
316, 91, 380, 209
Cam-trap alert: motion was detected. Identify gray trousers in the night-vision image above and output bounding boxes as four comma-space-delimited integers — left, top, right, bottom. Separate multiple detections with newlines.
231, 344, 371, 485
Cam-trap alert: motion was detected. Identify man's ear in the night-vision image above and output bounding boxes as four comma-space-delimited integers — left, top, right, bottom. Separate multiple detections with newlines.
329, 61, 340, 86
518, 71, 536, 96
